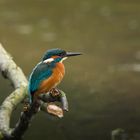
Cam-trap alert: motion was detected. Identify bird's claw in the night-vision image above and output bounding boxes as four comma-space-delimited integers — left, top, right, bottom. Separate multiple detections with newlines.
49, 88, 60, 97
50, 88, 69, 112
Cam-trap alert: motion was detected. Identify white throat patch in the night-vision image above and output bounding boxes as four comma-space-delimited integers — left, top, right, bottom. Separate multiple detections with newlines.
60, 57, 68, 63
43, 58, 54, 63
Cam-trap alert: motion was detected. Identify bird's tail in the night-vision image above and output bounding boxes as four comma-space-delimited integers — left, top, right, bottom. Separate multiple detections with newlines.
28, 86, 33, 104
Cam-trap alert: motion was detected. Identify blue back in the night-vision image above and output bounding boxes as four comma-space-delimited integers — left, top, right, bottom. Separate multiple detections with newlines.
28, 57, 63, 103
28, 62, 55, 102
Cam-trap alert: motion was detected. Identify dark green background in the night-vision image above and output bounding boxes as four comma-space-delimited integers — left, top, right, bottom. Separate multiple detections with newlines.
0, 0, 140, 140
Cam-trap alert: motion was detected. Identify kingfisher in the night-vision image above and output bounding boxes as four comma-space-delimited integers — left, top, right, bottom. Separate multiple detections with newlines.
28, 48, 81, 104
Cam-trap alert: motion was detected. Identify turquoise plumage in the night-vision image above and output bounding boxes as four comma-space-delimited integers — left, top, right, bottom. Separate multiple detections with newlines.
28, 62, 53, 103
28, 48, 81, 104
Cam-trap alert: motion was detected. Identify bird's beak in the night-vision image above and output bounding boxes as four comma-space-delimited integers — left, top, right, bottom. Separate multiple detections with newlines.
66, 52, 82, 57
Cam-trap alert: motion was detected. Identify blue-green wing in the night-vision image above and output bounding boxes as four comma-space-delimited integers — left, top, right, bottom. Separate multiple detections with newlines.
28, 62, 54, 102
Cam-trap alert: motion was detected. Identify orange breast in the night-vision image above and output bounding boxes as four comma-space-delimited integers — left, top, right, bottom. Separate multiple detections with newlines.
35, 62, 65, 97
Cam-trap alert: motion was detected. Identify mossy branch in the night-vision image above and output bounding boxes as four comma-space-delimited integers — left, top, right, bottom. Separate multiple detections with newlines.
0, 44, 68, 140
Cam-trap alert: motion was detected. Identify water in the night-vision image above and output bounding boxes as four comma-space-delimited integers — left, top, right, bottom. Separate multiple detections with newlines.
0, 0, 140, 140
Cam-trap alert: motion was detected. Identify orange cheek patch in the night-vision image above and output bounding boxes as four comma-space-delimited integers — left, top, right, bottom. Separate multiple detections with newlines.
51, 56, 60, 59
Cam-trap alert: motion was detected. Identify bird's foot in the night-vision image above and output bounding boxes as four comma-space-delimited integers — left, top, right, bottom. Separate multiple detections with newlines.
49, 88, 60, 97
49, 88, 69, 112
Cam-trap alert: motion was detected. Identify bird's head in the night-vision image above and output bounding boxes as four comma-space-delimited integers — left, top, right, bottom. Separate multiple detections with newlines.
42, 48, 81, 63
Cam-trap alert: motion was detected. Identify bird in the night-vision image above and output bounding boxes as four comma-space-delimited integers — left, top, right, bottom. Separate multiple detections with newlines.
28, 48, 81, 104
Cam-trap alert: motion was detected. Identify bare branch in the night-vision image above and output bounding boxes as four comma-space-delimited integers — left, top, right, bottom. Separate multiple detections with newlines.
39, 90, 68, 111
0, 86, 27, 133
0, 44, 28, 139
0, 44, 27, 88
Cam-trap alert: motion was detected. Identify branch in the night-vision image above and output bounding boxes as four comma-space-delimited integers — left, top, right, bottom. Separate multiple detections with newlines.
39, 89, 68, 111
0, 44, 28, 139
0, 44, 68, 140
39, 89, 68, 118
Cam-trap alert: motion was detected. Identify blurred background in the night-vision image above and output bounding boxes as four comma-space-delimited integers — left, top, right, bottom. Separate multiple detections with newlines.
0, 0, 140, 140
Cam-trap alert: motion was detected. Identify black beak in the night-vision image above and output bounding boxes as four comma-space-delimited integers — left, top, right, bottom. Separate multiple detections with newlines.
66, 52, 82, 57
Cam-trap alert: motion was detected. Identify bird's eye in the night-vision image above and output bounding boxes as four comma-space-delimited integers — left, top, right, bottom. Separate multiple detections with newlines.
59, 51, 66, 57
